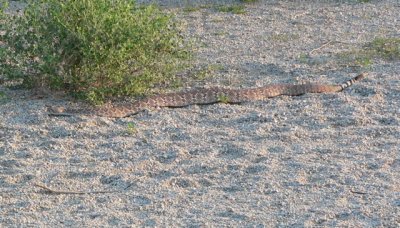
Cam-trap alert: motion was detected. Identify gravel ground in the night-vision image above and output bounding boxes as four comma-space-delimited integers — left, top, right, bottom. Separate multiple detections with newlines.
1, 1, 399, 227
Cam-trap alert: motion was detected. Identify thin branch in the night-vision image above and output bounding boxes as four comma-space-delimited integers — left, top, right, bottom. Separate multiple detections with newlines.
309, 41, 333, 55
47, 112, 74, 117
34, 183, 116, 195
350, 189, 368, 195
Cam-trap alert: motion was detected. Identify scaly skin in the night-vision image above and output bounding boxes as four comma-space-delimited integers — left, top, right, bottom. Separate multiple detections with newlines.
48, 73, 366, 118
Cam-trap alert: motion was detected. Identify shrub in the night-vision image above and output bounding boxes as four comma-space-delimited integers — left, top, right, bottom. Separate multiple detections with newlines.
367, 37, 400, 61
216, 5, 246, 14
0, 0, 190, 103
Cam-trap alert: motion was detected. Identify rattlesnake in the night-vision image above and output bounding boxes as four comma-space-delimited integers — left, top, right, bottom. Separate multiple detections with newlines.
48, 73, 366, 118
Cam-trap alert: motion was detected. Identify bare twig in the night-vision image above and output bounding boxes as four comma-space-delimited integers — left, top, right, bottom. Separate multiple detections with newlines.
309, 41, 333, 55
350, 189, 368, 195
47, 112, 74, 117
34, 183, 115, 195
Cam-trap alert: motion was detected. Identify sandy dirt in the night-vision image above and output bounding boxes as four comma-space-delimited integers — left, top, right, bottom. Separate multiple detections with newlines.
1, 0, 399, 227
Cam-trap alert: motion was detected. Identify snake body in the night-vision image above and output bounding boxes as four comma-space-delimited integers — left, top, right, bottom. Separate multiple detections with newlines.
49, 73, 366, 118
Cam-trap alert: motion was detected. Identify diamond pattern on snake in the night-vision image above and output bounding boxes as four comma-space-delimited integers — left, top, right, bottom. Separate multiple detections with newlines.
48, 73, 366, 118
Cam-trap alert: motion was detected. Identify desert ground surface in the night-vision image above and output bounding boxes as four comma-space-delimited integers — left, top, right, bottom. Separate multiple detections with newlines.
1, 0, 399, 227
